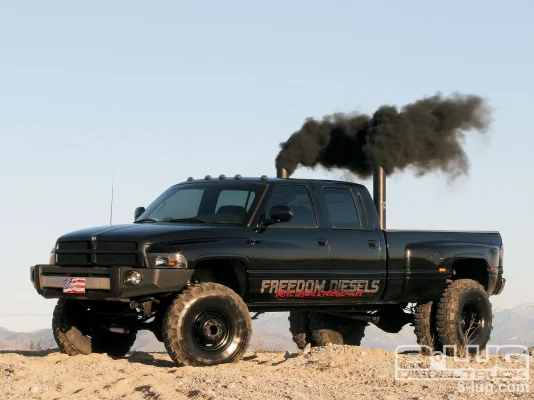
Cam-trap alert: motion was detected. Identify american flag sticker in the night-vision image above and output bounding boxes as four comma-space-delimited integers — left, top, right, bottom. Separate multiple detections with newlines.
63, 277, 86, 294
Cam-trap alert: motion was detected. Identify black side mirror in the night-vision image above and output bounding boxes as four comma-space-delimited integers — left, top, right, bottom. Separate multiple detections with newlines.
261, 205, 293, 227
134, 207, 145, 221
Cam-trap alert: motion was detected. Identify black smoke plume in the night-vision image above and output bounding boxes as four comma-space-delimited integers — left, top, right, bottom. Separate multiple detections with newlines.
275, 92, 492, 179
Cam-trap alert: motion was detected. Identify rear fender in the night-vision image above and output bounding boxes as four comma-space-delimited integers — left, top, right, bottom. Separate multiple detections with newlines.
402, 241, 499, 301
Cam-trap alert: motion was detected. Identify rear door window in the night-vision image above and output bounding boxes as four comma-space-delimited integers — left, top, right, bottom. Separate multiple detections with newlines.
323, 187, 362, 229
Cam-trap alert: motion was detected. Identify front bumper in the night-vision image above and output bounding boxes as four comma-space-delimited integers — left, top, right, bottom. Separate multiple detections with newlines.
30, 264, 194, 300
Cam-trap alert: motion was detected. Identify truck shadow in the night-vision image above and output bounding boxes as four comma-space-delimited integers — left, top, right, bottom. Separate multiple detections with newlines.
0, 349, 57, 357
126, 351, 176, 368
0, 349, 175, 368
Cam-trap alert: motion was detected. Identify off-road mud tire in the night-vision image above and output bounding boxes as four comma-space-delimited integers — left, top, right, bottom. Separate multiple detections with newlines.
338, 319, 368, 346
52, 299, 92, 356
162, 283, 252, 367
414, 301, 440, 355
309, 312, 367, 346
288, 311, 313, 350
52, 299, 137, 358
309, 312, 343, 346
435, 279, 493, 356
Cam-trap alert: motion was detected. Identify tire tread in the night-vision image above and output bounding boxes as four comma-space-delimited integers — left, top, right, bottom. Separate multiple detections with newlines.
162, 283, 252, 367
288, 311, 312, 350
435, 278, 492, 355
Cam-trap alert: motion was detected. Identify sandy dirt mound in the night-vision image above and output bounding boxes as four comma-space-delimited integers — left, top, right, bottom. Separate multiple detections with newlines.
1, 345, 531, 399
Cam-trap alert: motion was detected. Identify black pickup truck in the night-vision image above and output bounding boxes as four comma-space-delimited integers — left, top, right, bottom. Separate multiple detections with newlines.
30, 174, 505, 366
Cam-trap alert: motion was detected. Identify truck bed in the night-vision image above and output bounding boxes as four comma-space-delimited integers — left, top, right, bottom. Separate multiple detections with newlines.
382, 229, 503, 302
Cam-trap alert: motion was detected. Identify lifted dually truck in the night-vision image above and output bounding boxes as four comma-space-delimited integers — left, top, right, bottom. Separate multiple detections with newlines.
30, 169, 505, 366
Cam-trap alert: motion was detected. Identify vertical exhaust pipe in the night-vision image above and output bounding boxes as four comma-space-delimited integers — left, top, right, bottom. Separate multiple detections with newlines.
373, 165, 386, 229
277, 167, 289, 178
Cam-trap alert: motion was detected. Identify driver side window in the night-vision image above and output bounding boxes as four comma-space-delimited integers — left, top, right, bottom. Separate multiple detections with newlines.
265, 185, 317, 227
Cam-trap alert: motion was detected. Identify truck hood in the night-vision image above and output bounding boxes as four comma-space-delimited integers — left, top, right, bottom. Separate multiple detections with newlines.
56, 223, 248, 245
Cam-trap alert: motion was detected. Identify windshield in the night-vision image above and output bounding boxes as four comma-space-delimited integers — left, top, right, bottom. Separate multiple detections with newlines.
136, 182, 267, 225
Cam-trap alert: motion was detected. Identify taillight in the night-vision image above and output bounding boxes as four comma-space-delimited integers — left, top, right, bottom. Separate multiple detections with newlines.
499, 245, 504, 267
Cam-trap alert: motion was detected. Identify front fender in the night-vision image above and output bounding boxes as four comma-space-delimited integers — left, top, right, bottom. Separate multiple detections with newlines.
145, 237, 253, 268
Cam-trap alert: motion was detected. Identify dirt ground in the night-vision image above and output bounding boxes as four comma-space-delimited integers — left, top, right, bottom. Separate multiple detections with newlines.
1, 345, 532, 400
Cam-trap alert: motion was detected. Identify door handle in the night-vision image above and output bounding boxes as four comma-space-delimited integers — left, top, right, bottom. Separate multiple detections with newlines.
367, 240, 378, 248
317, 239, 328, 246
247, 239, 259, 244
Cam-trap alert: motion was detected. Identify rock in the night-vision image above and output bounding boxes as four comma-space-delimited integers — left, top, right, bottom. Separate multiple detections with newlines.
302, 343, 312, 356
373, 371, 389, 380
29, 386, 39, 393
14, 370, 27, 380
528, 347, 534, 357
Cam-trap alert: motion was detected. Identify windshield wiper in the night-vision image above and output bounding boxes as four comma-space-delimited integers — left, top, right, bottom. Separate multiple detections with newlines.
135, 218, 158, 223
164, 217, 207, 224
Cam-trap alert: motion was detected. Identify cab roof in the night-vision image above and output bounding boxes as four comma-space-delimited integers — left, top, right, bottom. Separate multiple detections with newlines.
175, 174, 367, 190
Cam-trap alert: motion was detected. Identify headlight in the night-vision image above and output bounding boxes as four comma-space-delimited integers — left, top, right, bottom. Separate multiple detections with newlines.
124, 270, 143, 286
146, 253, 188, 269
49, 247, 55, 265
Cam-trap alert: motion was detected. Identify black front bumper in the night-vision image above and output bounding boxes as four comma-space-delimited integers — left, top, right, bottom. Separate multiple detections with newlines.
30, 264, 194, 301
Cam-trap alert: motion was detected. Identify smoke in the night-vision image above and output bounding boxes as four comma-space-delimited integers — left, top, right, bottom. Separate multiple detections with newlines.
275, 92, 492, 179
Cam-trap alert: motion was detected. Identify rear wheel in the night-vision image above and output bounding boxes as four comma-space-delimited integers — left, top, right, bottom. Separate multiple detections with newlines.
413, 302, 440, 355
52, 299, 137, 358
162, 283, 252, 366
309, 312, 367, 346
338, 319, 367, 346
435, 279, 493, 356
288, 311, 313, 350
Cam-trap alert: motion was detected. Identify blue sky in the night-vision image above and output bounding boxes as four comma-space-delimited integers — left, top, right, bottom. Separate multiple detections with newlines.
1, 1, 532, 331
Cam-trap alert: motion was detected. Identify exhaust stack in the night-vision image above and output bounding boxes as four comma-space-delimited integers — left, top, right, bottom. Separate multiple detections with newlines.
277, 167, 289, 178
373, 165, 386, 229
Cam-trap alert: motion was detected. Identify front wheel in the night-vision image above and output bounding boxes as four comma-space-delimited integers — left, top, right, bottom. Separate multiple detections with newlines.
52, 299, 137, 358
162, 283, 252, 367
435, 279, 493, 356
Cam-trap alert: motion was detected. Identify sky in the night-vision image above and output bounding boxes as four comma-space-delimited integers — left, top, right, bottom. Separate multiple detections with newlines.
1, 1, 533, 332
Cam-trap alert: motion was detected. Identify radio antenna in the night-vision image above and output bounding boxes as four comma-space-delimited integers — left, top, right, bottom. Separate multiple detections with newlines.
110, 169, 115, 225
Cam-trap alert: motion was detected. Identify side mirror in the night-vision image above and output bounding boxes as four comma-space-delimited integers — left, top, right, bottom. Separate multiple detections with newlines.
261, 205, 293, 227
134, 207, 145, 221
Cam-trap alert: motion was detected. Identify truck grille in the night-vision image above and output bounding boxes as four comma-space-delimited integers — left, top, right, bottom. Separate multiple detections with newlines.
56, 241, 141, 267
